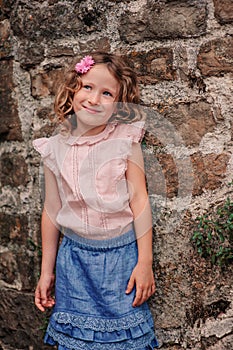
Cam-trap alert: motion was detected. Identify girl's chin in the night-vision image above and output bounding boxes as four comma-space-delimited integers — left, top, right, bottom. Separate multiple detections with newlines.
76, 109, 113, 120
76, 113, 110, 125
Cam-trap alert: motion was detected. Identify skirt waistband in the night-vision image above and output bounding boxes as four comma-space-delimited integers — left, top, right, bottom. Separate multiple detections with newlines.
62, 226, 136, 249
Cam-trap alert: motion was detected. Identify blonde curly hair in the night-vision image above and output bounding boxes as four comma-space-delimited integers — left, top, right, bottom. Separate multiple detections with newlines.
54, 51, 142, 128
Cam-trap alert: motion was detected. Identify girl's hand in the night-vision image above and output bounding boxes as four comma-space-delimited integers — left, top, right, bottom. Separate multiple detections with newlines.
35, 274, 55, 312
125, 262, 156, 307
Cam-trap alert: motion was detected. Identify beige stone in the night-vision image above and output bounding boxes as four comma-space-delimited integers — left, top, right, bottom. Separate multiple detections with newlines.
197, 37, 233, 77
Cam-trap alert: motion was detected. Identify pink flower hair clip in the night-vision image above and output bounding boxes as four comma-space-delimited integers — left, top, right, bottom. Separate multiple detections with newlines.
75, 56, 95, 74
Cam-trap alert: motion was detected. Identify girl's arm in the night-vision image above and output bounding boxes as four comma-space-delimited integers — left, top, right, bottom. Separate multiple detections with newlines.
35, 165, 61, 312
125, 143, 156, 307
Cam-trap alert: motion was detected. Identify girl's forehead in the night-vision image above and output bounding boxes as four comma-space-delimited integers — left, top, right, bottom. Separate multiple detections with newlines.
81, 64, 118, 85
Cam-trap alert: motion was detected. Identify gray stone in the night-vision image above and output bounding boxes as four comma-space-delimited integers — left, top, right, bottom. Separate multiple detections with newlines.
119, 1, 207, 42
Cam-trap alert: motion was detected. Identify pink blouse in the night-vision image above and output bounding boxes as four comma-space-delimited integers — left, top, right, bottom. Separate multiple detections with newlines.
33, 122, 144, 240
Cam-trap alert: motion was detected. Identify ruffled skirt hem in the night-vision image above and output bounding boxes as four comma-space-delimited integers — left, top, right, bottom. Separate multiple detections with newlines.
44, 311, 159, 350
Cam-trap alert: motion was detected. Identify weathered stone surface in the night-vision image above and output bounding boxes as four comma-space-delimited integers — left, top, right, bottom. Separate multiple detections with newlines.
0, 19, 14, 58
17, 248, 37, 291
46, 45, 74, 58
0, 213, 28, 245
128, 49, 176, 84
0, 250, 35, 291
213, 0, 233, 24
0, 60, 22, 141
0, 212, 38, 290
0, 153, 29, 187
119, 1, 207, 42
37, 106, 55, 120
162, 101, 216, 146
144, 151, 178, 198
0, 288, 52, 349
33, 123, 57, 139
202, 153, 230, 190
230, 121, 233, 141
10, 1, 106, 40
191, 152, 230, 195
0, 251, 18, 284
206, 334, 233, 350
17, 39, 45, 69
197, 37, 233, 77
145, 146, 230, 199
33, 106, 57, 139
79, 37, 111, 54
31, 68, 65, 99
0, 0, 15, 20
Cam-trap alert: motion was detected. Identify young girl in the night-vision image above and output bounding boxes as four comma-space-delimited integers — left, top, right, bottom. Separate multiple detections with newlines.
33, 51, 158, 349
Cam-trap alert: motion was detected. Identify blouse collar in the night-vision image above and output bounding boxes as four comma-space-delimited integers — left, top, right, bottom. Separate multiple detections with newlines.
65, 123, 117, 146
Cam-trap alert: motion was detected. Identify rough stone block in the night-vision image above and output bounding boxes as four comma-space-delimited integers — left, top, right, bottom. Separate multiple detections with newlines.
128, 49, 176, 84
37, 106, 55, 120
0, 213, 38, 290
31, 68, 65, 99
213, 0, 233, 24
0, 251, 18, 285
33, 123, 57, 139
162, 101, 216, 146
17, 39, 45, 69
119, 1, 207, 42
0, 60, 22, 141
0, 288, 51, 349
197, 37, 233, 77
0, 213, 28, 245
0, 19, 14, 59
191, 152, 230, 195
0, 153, 29, 187
144, 148, 170, 199
203, 153, 230, 190
79, 37, 111, 54
46, 45, 74, 58
0, 0, 15, 20
10, 1, 106, 40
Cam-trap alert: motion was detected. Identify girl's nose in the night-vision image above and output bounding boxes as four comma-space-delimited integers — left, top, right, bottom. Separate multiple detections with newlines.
88, 91, 100, 105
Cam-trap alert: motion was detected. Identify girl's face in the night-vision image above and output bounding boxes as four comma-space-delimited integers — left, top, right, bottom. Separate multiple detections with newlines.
72, 64, 119, 136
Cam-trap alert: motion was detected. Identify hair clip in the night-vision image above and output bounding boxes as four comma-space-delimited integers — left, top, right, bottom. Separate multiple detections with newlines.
75, 56, 95, 74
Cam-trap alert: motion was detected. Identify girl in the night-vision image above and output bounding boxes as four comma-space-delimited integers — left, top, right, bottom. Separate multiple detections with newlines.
33, 52, 158, 349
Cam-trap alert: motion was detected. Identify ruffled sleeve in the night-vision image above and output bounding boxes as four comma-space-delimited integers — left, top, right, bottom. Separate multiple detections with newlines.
33, 137, 58, 176
116, 121, 145, 143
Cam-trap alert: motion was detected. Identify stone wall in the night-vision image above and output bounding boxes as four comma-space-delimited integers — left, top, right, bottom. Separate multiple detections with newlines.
0, 0, 232, 349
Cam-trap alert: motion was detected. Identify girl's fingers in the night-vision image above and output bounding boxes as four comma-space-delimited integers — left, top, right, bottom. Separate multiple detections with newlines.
125, 276, 135, 294
35, 290, 45, 312
35, 286, 55, 311
151, 283, 156, 294
132, 285, 143, 307
133, 284, 155, 307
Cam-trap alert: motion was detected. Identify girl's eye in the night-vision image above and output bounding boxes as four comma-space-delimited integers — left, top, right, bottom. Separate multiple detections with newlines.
83, 85, 91, 90
103, 91, 113, 97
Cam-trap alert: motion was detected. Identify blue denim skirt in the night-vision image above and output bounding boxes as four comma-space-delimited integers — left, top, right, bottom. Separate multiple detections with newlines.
44, 228, 158, 350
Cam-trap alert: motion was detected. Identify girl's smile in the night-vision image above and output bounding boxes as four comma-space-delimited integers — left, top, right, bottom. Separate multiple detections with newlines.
72, 64, 119, 136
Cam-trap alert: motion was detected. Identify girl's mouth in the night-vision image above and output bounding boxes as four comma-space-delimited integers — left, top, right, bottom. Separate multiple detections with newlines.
83, 105, 102, 114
